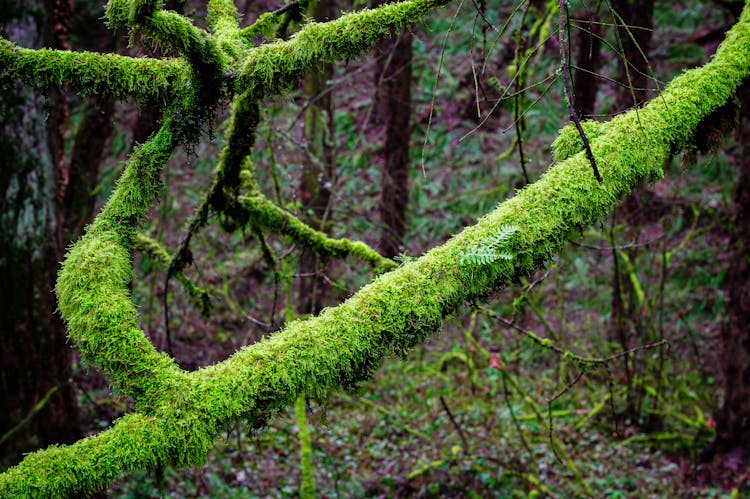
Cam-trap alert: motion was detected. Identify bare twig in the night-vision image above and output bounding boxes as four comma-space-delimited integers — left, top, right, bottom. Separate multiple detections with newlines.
558, 0, 602, 183
480, 305, 668, 367
439, 395, 470, 454
513, 4, 532, 185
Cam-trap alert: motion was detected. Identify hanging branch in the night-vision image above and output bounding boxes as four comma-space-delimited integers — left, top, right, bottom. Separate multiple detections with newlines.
134, 233, 212, 316
513, 5, 531, 185
558, 0, 602, 183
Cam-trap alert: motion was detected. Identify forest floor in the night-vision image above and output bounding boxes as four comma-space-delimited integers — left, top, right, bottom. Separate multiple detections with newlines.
62, 1, 750, 497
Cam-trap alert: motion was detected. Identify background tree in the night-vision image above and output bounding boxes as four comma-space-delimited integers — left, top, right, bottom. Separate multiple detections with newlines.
708, 84, 750, 469
0, 0, 82, 468
372, 0, 413, 257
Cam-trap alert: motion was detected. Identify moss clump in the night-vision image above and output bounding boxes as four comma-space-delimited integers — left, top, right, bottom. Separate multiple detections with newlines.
552, 120, 607, 162
239, 0, 450, 96
238, 191, 397, 271
0, 39, 190, 102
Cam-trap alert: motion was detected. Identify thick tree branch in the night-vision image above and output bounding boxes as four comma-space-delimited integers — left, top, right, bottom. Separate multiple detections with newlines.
238, 0, 450, 97
0, 39, 190, 102
3, 1, 750, 497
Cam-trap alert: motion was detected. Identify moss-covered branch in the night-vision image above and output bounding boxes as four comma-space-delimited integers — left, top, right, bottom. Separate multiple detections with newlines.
0, 38, 190, 102
3, 1, 750, 497
169, 91, 394, 282
187, 0, 750, 430
55, 118, 187, 409
168, 93, 262, 280
207, 0, 247, 64
237, 192, 397, 271
238, 0, 450, 96
105, 0, 224, 70
105, 0, 228, 108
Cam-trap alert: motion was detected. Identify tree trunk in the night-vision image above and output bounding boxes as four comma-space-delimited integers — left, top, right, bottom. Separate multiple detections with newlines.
607, 0, 655, 425
373, 17, 412, 258
297, 0, 335, 315
0, 0, 81, 468
572, 8, 603, 119
609, 0, 655, 112
711, 86, 750, 462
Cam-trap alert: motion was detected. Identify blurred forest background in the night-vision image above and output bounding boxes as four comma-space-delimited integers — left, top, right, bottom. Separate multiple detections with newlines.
2, 0, 750, 496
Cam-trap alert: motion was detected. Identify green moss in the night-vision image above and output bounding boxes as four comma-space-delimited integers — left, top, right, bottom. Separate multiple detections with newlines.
552, 120, 607, 162
238, 0, 450, 96
106, 1, 227, 98
240, 11, 284, 40
56, 120, 185, 409
165, 94, 262, 287
0, 39, 190, 102
207, 0, 240, 29
238, 191, 397, 271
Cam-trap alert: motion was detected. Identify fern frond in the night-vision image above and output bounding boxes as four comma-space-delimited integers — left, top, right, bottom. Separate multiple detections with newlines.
460, 248, 501, 266
459, 225, 519, 267
486, 224, 519, 249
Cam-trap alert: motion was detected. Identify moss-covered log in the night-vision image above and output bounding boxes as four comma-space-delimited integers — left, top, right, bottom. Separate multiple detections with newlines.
1, 0, 750, 496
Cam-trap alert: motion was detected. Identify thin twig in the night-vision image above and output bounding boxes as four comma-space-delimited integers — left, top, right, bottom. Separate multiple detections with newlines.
439, 395, 470, 454
500, 372, 536, 464
568, 233, 664, 251
246, 314, 273, 332
547, 369, 583, 465
272, 0, 300, 17
480, 305, 668, 367
558, 0, 602, 183
513, 4, 532, 184
163, 274, 173, 357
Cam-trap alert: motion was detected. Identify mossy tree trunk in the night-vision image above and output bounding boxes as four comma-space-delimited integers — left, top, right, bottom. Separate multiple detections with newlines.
0, 0, 81, 468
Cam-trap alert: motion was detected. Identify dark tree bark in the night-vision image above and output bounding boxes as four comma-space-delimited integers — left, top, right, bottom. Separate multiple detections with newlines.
0, 0, 118, 468
0, 0, 81, 468
297, 0, 335, 315
64, 97, 116, 238
711, 87, 750, 462
609, 0, 655, 112
572, 8, 604, 119
373, 23, 412, 258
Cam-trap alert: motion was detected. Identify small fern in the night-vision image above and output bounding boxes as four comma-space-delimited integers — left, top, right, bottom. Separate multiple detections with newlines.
459, 225, 519, 266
